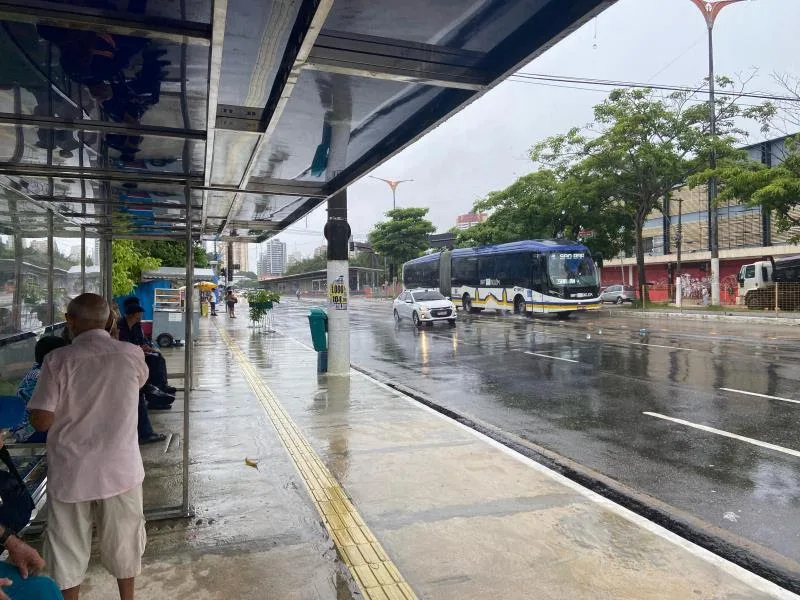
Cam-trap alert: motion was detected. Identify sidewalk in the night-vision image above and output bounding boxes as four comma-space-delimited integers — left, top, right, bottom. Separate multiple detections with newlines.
81, 314, 795, 599
605, 306, 800, 325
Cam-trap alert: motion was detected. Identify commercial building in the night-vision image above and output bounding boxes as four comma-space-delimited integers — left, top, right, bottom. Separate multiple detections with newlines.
257, 239, 287, 278
600, 134, 800, 301
232, 242, 250, 273
455, 213, 487, 230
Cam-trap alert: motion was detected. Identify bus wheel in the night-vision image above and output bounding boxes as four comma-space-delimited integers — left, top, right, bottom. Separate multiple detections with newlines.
514, 296, 526, 315
556, 312, 572, 320
462, 295, 472, 313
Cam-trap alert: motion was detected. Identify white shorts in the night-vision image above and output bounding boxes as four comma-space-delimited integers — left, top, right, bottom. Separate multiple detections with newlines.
44, 486, 146, 590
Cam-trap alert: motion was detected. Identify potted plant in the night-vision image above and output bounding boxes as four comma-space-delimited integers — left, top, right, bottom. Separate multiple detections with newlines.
245, 289, 280, 325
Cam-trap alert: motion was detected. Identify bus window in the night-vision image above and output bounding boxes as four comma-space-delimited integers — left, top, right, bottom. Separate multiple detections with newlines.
478, 257, 497, 286
495, 253, 534, 288
531, 255, 545, 292
452, 256, 478, 287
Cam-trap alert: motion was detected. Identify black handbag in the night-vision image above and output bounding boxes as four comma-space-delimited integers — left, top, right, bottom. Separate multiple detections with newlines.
0, 446, 34, 533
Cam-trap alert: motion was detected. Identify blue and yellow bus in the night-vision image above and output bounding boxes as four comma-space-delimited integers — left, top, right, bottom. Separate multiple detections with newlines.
403, 240, 601, 316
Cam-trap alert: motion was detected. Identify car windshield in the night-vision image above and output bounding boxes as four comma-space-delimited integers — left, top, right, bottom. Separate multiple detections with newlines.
413, 291, 445, 302
547, 252, 598, 287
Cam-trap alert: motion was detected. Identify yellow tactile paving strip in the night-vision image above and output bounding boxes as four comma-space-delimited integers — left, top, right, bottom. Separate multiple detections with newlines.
217, 326, 418, 600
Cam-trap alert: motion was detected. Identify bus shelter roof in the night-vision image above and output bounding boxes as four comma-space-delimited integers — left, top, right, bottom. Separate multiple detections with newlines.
0, 0, 615, 242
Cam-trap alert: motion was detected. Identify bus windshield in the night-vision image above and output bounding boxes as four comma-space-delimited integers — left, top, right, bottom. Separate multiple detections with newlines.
547, 252, 598, 287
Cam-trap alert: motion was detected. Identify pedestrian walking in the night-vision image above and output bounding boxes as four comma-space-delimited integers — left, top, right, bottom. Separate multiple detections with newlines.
29, 294, 149, 600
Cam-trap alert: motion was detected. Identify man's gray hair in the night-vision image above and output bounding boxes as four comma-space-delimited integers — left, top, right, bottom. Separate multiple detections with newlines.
67, 293, 110, 328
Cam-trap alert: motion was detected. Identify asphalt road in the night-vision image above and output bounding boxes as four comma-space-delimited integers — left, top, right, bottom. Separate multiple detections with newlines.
275, 298, 800, 567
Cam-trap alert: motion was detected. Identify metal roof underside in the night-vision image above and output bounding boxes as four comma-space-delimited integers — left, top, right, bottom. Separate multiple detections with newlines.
0, 0, 615, 241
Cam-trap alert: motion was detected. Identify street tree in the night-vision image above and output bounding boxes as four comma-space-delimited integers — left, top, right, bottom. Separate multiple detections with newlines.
369, 208, 435, 278
112, 240, 161, 296
531, 83, 772, 297
456, 169, 633, 259
128, 240, 210, 268
284, 254, 327, 276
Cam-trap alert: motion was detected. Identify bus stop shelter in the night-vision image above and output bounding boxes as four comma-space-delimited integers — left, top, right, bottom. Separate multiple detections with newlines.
0, 0, 615, 520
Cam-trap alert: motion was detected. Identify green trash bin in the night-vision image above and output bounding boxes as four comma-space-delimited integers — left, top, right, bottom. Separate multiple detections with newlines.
307, 307, 328, 352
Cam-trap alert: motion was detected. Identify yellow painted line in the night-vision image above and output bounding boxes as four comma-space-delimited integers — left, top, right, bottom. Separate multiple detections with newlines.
216, 325, 418, 600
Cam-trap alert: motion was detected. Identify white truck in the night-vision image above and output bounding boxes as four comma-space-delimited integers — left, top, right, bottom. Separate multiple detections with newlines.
737, 255, 800, 310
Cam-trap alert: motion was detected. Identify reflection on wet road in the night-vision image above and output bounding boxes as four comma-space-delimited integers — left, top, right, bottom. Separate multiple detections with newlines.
277, 299, 800, 564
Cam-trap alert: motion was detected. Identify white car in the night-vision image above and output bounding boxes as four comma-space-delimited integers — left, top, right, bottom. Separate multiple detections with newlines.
393, 289, 457, 327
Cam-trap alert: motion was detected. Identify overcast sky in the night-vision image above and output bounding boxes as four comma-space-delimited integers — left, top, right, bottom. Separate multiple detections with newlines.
254, 0, 799, 265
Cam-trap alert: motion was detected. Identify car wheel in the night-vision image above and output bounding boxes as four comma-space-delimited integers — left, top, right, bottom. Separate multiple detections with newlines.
514, 295, 526, 315
393, 309, 401, 322
156, 333, 174, 348
448, 319, 456, 327
412, 312, 422, 327
615, 296, 624, 305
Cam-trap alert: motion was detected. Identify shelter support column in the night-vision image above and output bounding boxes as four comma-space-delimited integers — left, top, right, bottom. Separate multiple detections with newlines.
46, 210, 54, 327
227, 242, 234, 284
182, 186, 194, 515
80, 226, 86, 294
325, 189, 350, 377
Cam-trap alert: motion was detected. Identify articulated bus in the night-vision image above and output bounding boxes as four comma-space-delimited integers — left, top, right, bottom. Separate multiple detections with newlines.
403, 240, 602, 316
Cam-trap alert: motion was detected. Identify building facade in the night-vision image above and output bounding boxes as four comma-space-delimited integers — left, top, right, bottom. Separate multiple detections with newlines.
257, 239, 287, 278
455, 213, 487, 230
231, 242, 250, 273
600, 134, 800, 301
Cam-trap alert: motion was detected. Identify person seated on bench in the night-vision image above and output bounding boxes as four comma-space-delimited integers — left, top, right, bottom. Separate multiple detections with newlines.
13, 336, 68, 444
104, 307, 167, 443
118, 303, 176, 409
0, 395, 63, 598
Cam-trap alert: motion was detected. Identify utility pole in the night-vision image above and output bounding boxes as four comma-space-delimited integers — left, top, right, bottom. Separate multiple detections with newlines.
675, 197, 684, 307
369, 176, 413, 210
689, 0, 745, 306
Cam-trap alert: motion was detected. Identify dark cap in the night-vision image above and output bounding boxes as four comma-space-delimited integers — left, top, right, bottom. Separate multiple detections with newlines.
125, 305, 145, 316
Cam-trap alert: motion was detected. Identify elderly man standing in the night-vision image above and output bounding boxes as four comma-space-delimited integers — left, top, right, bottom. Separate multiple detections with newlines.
29, 293, 148, 600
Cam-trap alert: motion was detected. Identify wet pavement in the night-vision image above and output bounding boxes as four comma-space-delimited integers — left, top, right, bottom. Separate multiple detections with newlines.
79, 325, 356, 600
275, 298, 800, 569
67, 304, 800, 598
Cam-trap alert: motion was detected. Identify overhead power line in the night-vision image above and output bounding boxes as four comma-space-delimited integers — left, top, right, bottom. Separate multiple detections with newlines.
508, 72, 800, 103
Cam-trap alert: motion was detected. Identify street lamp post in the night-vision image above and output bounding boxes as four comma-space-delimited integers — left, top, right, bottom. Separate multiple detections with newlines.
674, 197, 684, 306
369, 176, 413, 210
689, 0, 745, 306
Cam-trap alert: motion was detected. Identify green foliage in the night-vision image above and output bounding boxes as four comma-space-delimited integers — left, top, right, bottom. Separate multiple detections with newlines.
112, 240, 161, 296
456, 171, 632, 259
691, 136, 800, 241
244, 289, 280, 322
20, 282, 43, 304
529, 83, 773, 296
127, 240, 209, 268
284, 254, 327, 276
368, 208, 436, 269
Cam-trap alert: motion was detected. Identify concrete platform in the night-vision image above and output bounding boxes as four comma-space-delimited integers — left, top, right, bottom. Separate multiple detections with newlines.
75, 313, 796, 599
